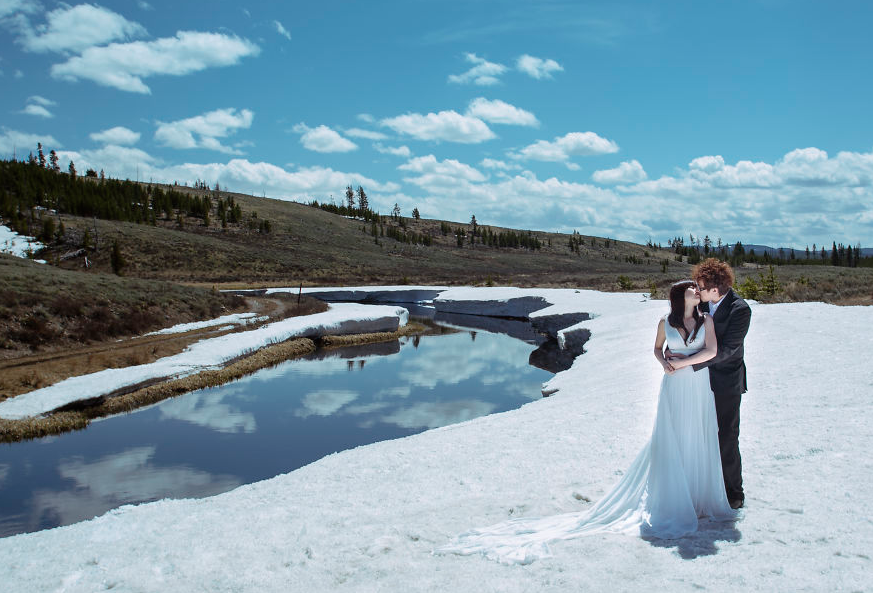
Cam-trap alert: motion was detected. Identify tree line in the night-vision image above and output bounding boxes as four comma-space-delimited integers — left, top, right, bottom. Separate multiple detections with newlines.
666, 234, 870, 268
0, 152, 270, 244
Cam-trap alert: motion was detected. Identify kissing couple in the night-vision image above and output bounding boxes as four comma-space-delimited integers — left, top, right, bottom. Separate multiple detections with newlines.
437, 258, 752, 564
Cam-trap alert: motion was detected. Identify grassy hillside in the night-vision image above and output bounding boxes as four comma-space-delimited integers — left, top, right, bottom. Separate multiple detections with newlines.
27, 183, 685, 290
0, 253, 244, 359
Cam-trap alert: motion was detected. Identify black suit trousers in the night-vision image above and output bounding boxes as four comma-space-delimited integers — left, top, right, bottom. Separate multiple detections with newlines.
714, 390, 743, 500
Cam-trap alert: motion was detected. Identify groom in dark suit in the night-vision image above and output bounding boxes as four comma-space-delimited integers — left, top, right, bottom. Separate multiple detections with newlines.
688, 259, 751, 510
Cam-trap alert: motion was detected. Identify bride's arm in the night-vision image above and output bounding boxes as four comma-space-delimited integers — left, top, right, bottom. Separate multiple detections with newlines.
654, 318, 675, 374
670, 316, 717, 370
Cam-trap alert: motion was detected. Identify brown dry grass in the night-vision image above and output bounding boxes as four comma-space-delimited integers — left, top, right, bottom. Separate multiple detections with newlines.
0, 295, 328, 400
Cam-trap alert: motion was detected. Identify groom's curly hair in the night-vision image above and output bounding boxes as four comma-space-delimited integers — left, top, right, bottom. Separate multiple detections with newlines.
692, 258, 735, 295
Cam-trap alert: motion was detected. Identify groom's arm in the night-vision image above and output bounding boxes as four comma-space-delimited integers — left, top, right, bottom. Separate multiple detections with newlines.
692, 302, 751, 371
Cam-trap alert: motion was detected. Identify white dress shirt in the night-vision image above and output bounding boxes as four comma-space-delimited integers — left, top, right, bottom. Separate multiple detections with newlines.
709, 292, 728, 317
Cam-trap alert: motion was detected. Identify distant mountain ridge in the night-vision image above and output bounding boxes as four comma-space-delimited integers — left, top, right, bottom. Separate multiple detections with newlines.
742, 244, 873, 258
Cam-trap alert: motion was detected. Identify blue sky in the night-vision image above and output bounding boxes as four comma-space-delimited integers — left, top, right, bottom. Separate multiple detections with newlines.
1, 0, 871, 248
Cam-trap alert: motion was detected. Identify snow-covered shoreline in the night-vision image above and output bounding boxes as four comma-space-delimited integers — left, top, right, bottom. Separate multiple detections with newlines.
0, 303, 409, 420
1, 288, 871, 592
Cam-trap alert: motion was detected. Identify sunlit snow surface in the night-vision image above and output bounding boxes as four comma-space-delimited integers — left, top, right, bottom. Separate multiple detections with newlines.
0, 289, 871, 592
0, 224, 44, 257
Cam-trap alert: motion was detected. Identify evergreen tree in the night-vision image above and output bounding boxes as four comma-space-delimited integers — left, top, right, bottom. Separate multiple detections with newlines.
831, 241, 839, 266
345, 185, 355, 213
356, 185, 368, 214
412, 207, 420, 219
37, 143, 46, 168
110, 239, 125, 275
49, 150, 59, 172
68, 161, 77, 179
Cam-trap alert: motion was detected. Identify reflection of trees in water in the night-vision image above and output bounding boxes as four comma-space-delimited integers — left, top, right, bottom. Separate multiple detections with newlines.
470, 331, 477, 341
347, 360, 354, 371
412, 335, 421, 349
358, 360, 365, 369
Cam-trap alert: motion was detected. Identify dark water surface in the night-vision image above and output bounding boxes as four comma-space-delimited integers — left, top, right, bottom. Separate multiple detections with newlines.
0, 319, 556, 538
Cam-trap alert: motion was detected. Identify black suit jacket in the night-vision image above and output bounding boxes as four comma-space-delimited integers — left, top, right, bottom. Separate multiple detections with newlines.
692, 289, 751, 396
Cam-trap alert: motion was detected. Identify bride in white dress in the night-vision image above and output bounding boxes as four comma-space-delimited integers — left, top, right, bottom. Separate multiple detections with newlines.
437, 281, 737, 564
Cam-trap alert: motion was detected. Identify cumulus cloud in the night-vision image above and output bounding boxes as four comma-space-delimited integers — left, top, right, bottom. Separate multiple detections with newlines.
357, 113, 375, 123
592, 160, 647, 184
19, 4, 146, 54
374, 143, 411, 158
344, 128, 388, 140
293, 123, 358, 153
0, 0, 38, 19
155, 108, 253, 154
513, 131, 619, 164
21, 104, 53, 118
399, 154, 485, 189
688, 155, 725, 172
90, 126, 141, 146
480, 157, 521, 171
466, 97, 539, 127
21, 96, 56, 118
447, 52, 508, 86
274, 20, 291, 40
381, 110, 495, 144
516, 54, 563, 79
0, 128, 61, 158
50, 31, 260, 93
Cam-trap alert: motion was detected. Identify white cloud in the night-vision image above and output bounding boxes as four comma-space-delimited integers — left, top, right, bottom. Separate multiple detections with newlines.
51, 31, 260, 93
516, 54, 563, 79
513, 131, 619, 164
90, 126, 141, 146
0, 128, 61, 158
27, 95, 55, 107
274, 20, 291, 40
293, 123, 358, 153
374, 143, 411, 158
447, 52, 508, 86
21, 104, 53, 118
345, 128, 388, 140
357, 113, 375, 123
20, 4, 146, 54
381, 110, 495, 144
399, 154, 485, 189
688, 155, 725, 172
466, 98, 539, 127
21, 96, 55, 117
480, 157, 521, 171
14, 69, 23, 78
155, 108, 253, 154
0, 0, 39, 19
138, 2, 153, 10
592, 160, 647, 184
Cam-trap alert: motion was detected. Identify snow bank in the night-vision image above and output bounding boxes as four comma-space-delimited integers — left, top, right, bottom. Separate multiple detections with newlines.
2, 291, 869, 592
143, 313, 266, 335
0, 303, 408, 420
0, 224, 45, 258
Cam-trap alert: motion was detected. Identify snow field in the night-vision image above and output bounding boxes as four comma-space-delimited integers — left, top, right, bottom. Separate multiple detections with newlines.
0, 291, 868, 591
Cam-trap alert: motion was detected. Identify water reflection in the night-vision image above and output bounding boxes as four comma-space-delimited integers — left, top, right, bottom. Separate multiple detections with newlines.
159, 387, 257, 433
0, 315, 568, 538
20, 447, 241, 534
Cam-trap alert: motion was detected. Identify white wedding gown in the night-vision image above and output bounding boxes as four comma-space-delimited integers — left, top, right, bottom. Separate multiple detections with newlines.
437, 317, 736, 564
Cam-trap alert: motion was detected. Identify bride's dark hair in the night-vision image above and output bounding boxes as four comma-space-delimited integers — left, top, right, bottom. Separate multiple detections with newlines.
668, 280, 703, 344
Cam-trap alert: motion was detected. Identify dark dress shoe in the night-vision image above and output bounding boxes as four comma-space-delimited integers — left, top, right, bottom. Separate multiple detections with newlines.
729, 498, 744, 509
